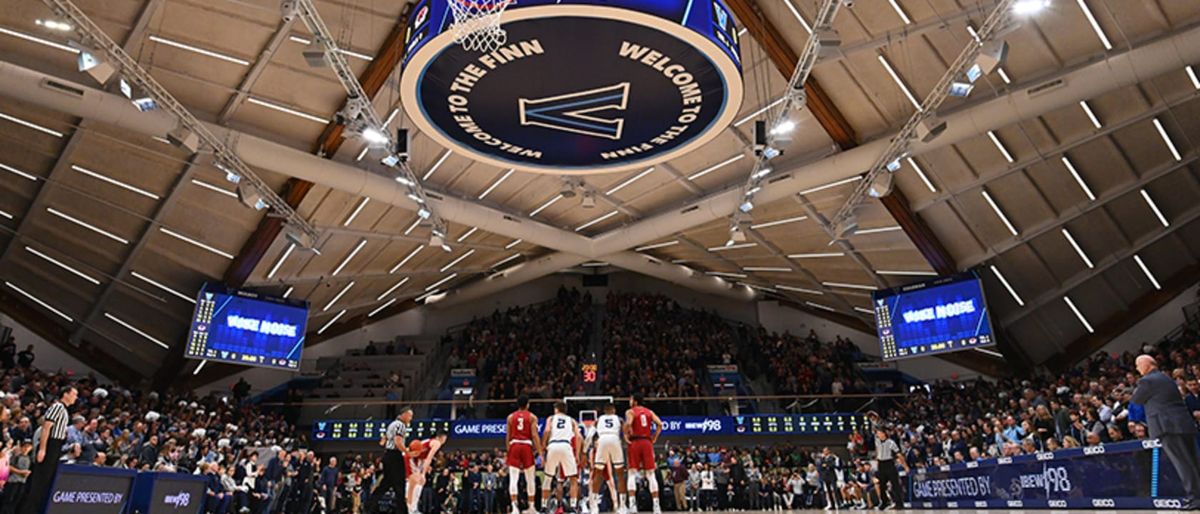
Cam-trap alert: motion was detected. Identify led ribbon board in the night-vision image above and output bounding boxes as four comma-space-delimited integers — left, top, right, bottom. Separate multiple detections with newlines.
872, 272, 996, 361
185, 283, 309, 371
400, 0, 744, 174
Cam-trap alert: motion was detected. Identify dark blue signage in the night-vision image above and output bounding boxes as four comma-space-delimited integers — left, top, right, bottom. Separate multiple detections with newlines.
130, 471, 207, 514
400, 0, 744, 174
902, 438, 1192, 510
185, 283, 309, 371
313, 413, 868, 441
872, 272, 996, 361
45, 465, 136, 514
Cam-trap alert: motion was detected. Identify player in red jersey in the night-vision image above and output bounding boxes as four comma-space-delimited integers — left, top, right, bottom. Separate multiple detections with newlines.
507, 395, 542, 514
406, 430, 448, 514
624, 393, 663, 514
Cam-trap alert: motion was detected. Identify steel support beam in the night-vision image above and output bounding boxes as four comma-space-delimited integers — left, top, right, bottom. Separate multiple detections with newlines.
219, 18, 297, 123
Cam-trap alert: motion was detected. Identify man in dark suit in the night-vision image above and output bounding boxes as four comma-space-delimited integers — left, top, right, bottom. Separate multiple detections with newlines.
1132, 355, 1200, 510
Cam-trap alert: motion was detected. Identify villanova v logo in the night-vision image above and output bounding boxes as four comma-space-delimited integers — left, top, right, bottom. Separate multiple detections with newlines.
518, 82, 630, 140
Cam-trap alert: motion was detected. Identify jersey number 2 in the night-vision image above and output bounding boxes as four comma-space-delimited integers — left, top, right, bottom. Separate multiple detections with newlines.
557, 418, 567, 429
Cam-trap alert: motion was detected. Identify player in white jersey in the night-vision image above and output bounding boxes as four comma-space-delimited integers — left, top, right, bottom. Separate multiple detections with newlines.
541, 401, 583, 514
589, 402, 627, 514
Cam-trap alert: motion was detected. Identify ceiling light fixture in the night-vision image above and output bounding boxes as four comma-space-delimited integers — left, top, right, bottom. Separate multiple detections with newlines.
707, 271, 748, 279
192, 359, 208, 375
158, 227, 233, 258
906, 157, 937, 192
749, 215, 807, 230
25, 246, 100, 285
0, 209, 13, 220
854, 306, 876, 315
505, 239, 523, 250
317, 310, 346, 334
70, 165, 160, 199
5, 281, 73, 321
456, 227, 478, 242
783, 0, 813, 34
1187, 65, 1200, 90
688, 154, 744, 181
989, 265, 1024, 306
875, 270, 938, 276
887, 0, 912, 24
987, 130, 1015, 162
1133, 254, 1162, 290
975, 347, 1005, 358
1012, 0, 1050, 15
149, 35, 250, 65
709, 242, 757, 252
635, 240, 679, 252
440, 249, 476, 272
390, 246, 424, 273
131, 270, 195, 304
788, 252, 845, 259
478, 169, 515, 199
0, 162, 38, 181
822, 282, 877, 291
343, 197, 370, 226
735, 98, 786, 127
855, 226, 903, 235
743, 267, 792, 273
422, 151, 451, 181
426, 273, 459, 291
777, 284, 823, 295
575, 211, 618, 232
1060, 157, 1095, 201
1152, 118, 1182, 161
0, 111, 64, 138
1079, 100, 1102, 129
1061, 228, 1094, 268
805, 301, 837, 312
606, 167, 656, 195
798, 176, 862, 195
369, 298, 398, 317
323, 281, 355, 311
403, 218, 422, 236
1063, 295, 1094, 333
331, 239, 367, 276
104, 312, 169, 349
48, 207, 129, 244
877, 54, 922, 111
530, 194, 563, 217
981, 189, 1018, 236
246, 97, 328, 124
491, 253, 522, 269
1075, 0, 1112, 50
376, 277, 411, 301
282, 286, 294, 298
1140, 189, 1170, 227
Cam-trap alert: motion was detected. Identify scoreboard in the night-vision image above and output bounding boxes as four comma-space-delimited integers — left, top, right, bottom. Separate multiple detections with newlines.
735, 413, 869, 435
185, 284, 308, 371
872, 272, 996, 361
312, 420, 453, 441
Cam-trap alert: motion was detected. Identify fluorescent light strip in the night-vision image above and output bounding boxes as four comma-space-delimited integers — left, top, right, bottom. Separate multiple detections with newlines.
104, 312, 169, 349
376, 277, 411, 301
741, 283, 777, 294
1140, 189, 1170, 227
403, 218, 422, 236
505, 239, 523, 250
750, 215, 807, 230
5, 282, 72, 322
422, 151, 451, 181
158, 227, 233, 258
989, 265, 1024, 306
246, 97, 328, 124
981, 190, 1018, 236
581, 262, 609, 267
192, 360, 208, 375
635, 240, 679, 252
1152, 118, 1182, 161
1063, 296, 1094, 333
854, 306, 876, 315
355, 146, 370, 162
855, 226, 903, 235
282, 286, 294, 298
323, 281, 355, 311
383, 108, 400, 127
0, 162, 39, 181
777, 284, 823, 295
799, 176, 862, 195
743, 267, 792, 273
191, 179, 237, 198
1188, 66, 1200, 90
440, 249, 476, 272
426, 273, 458, 291
343, 197, 370, 226
391, 246, 424, 273
1079, 100, 1102, 129
130, 271, 195, 304
822, 282, 876, 291
25, 246, 100, 285
687, 154, 744, 180
0, 112, 64, 138
966, 24, 981, 43
478, 169, 514, 199
606, 167, 655, 195
975, 348, 1005, 358
0, 26, 78, 53
415, 290, 442, 302
1061, 228, 1094, 268
456, 227, 478, 242
788, 252, 844, 259
332, 239, 367, 276
148, 35, 249, 65
369, 298, 398, 317
735, 98, 786, 127
152, 136, 172, 145
287, 36, 373, 61
877, 54, 922, 111
0, 209, 13, 220
987, 131, 1014, 162
1060, 157, 1095, 201
70, 165, 160, 200
997, 68, 1012, 84
267, 243, 295, 279
318, 310, 346, 334
783, 0, 813, 34
709, 243, 757, 251
1075, 0, 1112, 50
48, 207, 130, 244
906, 158, 937, 193
529, 195, 563, 217
707, 271, 748, 279
805, 301, 837, 312
1133, 254, 1162, 290
876, 270, 938, 276
575, 211, 619, 232
491, 253, 522, 268
888, 0, 913, 24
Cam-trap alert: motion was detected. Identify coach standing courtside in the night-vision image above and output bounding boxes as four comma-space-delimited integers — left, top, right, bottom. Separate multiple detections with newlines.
18, 386, 77, 514
1132, 355, 1200, 510
873, 428, 904, 510
365, 406, 414, 514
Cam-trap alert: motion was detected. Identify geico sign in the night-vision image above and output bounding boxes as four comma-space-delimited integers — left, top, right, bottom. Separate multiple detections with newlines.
1154, 499, 1183, 509
1142, 439, 1163, 449
1048, 500, 1067, 508
1082, 445, 1106, 456
1091, 498, 1116, 507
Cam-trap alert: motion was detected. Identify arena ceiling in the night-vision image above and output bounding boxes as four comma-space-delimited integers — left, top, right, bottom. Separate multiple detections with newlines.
1, 0, 1199, 384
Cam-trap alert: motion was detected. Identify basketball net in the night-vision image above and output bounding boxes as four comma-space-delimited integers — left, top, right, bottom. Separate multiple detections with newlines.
449, 0, 512, 52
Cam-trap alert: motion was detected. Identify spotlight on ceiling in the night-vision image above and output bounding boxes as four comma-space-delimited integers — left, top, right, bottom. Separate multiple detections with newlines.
560, 178, 579, 199
302, 39, 326, 67
969, 40, 1009, 81
119, 78, 156, 112
283, 221, 317, 249
833, 212, 859, 239
915, 115, 947, 143
237, 181, 267, 211
73, 44, 115, 84
814, 26, 842, 59
36, 19, 74, 31
167, 125, 201, 153
361, 126, 389, 147
1012, 0, 1050, 15
948, 81, 974, 97
215, 160, 241, 184
867, 172, 894, 198
581, 190, 596, 209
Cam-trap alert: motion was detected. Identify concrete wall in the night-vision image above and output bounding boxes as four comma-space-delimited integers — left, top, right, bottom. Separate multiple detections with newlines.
0, 313, 110, 382
1096, 283, 1200, 357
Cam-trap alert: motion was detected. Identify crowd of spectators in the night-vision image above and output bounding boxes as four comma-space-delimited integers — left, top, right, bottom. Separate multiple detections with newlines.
751, 329, 869, 398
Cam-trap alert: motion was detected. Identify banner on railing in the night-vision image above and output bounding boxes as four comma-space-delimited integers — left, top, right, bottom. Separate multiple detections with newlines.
450, 368, 476, 377
902, 438, 1192, 510
313, 413, 870, 441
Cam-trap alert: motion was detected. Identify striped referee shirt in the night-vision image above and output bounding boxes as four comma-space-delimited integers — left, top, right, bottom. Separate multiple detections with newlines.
384, 420, 409, 450
876, 438, 900, 462
43, 401, 70, 440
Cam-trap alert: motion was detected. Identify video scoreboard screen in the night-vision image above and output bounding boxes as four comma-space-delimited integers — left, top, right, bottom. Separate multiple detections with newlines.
872, 272, 996, 361
312, 420, 453, 442
734, 413, 869, 435
186, 284, 309, 371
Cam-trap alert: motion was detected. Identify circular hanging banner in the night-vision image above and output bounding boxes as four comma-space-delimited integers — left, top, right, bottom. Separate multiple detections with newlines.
400, 0, 744, 175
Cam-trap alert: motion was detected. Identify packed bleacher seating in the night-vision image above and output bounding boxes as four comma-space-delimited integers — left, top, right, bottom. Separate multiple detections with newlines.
750, 328, 869, 398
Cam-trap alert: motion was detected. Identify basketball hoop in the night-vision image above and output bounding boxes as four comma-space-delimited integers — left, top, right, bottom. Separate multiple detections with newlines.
448, 0, 512, 52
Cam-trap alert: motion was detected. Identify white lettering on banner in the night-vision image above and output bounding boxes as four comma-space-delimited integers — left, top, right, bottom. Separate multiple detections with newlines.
1155, 499, 1183, 509
997, 457, 1012, 465
1018, 466, 1072, 494
912, 476, 991, 499
226, 315, 298, 338
1048, 500, 1068, 508
1083, 445, 1106, 456
901, 300, 977, 323
946, 502, 958, 508
164, 492, 191, 507
1036, 452, 1055, 461
939, 465, 950, 472
966, 461, 979, 468
51, 491, 125, 504
1007, 500, 1023, 507
1142, 439, 1163, 449
1092, 498, 1115, 507
974, 501, 987, 508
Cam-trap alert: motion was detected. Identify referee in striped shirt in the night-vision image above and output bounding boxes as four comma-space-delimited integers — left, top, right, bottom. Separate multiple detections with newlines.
18, 385, 77, 514
873, 427, 905, 510
365, 406, 414, 514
